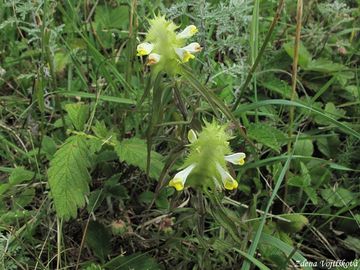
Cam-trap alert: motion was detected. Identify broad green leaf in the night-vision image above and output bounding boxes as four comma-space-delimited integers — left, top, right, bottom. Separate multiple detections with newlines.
115, 138, 164, 179
260, 233, 313, 270
86, 221, 111, 262
304, 187, 318, 205
277, 214, 309, 233
306, 58, 347, 73
247, 123, 286, 153
283, 42, 312, 68
65, 103, 89, 131
260, 76, 293, 99
314, 102, 346, 125
48, 135, 92, 220
9, 167, 34, 185
342, 236, 360, 254
14, 188, 35, 208
94, 5, 129, 29
294, 139, 313, 157
320, 188, 355, 208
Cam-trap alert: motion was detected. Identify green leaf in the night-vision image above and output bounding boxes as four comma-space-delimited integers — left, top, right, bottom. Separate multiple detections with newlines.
94, 5, 129, 29
14, 188, 35, 208
86, 221, 111, 262
260, 76, 293, 99
247, 123, 286, 153
304, 187, 318, 205
115, 138, 164, 179
65, 103, 89, 131
320, 188, 355, 208
9, 167, 34, 185
342, 236, 360, 254
59, 91, 135, 105
306, 58, 347, 73
283, 42, 312, 68
48, 135, 92, 220
277, 214, 309, 233
260, 233, 313, 270
294, 139, 313, 157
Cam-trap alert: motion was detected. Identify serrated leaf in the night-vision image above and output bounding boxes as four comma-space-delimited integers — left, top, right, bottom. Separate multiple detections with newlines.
48, 135, 91, 220
9, 167, 34, 185
277, 214, 309, 233
247, 123, 286, 153
260, 76, 293, 99
294, 139, 313, 157
86, 221, 111, 262
115, 138, 164, 179
65, 103, 89, 131
94, 5, 129, 29
283, 42, 312, 68
320, 188, 355, 208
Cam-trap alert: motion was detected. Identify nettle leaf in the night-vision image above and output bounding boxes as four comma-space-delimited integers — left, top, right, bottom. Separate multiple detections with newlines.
294, 139, 314, 157
283, 42, 312, 68
320, 188, 355, 208
9, 167, 34, 185
247, 123, 286, 153
260, 76, 293, 99
48, 135, 92, 220
115, 138, 164, 179
86, 221, 111, 262
65, 103, 89, 131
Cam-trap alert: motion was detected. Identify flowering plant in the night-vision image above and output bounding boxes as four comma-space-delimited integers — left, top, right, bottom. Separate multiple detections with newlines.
169, 122, 246, 192
137, 16, 202, 74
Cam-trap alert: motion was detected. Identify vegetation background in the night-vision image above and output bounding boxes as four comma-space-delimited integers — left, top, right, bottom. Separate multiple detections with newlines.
0, 0, 359, 269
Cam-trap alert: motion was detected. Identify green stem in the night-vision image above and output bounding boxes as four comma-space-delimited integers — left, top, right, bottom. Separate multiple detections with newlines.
232, 0, 285, 112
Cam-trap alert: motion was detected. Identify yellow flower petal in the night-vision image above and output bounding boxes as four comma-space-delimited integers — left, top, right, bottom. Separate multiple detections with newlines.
177, 25, 198, 39
169, 178, 184, 191
137, 42, 154, 56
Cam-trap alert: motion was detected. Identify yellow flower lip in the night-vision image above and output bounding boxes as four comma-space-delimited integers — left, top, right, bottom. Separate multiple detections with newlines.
216, 162, 238, 190
177, 25, 198, 39
175, 48, 196, 63
137, 42, 154, 56
225, 153, 246, 166
169, 178, 185, 191
168, 164, 196, 191
224, 178, 239, 190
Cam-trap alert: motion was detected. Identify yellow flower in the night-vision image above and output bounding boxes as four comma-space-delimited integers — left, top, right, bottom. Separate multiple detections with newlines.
169, 164, 196, 191
137, 42, 154, 56
177, 25, 198, 39
216, 163, 238, 190
225, 153, 246, 165
175, 48, 195, 63
137, 16, 201, 72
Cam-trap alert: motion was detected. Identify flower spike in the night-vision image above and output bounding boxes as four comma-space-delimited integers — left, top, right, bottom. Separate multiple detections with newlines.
225, 152, 246, 166
216, 163, 238, 190
169, 164, 196, 191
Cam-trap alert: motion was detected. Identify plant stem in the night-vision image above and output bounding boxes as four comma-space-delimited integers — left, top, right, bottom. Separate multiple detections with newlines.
232, 0, 285, 112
